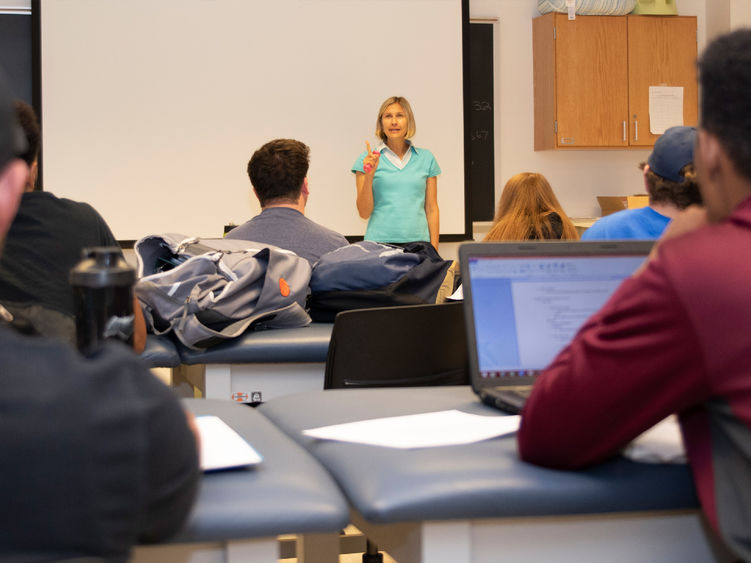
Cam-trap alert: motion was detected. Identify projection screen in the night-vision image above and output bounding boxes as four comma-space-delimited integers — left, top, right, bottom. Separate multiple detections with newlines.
40, 0, 465, 241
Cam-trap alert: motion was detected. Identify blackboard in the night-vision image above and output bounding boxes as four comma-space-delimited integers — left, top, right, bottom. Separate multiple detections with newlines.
0, 7, 42, 187
468, 22, 496, 222
0, 12, 32, 105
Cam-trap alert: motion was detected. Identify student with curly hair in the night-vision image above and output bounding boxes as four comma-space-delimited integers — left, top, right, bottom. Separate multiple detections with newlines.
582, 126, 701, 240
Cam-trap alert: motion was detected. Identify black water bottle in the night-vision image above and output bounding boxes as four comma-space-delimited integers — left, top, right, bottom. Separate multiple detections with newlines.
70, 247, 136, 355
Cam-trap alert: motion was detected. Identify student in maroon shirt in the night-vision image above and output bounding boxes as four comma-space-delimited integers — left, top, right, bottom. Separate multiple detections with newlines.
518, 29, 751, 561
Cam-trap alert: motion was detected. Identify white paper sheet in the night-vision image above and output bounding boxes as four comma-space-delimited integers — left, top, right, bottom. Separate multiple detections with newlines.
447, 284, 464, 301
622, 415, 686, 464
196, 415, 263, 471
649, 86, 684, 134
303, 409, 520, 449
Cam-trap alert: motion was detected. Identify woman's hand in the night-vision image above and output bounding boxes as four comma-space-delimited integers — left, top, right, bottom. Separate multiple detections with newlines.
362, 141, 380, 175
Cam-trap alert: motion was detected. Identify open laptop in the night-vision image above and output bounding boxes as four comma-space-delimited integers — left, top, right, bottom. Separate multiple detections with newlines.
459, 240, 654, 414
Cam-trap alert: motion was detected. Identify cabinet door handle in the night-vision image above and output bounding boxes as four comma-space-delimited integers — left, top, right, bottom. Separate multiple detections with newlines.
622, 121, 627, 142
634, 119, 639, 142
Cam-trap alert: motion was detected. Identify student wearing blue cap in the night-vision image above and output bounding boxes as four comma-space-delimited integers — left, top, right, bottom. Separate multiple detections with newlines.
582, 125, 702, 240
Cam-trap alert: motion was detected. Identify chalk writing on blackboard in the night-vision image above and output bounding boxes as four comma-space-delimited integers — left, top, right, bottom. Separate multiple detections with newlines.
472, 100, 493, 112
471, 129, 490, 142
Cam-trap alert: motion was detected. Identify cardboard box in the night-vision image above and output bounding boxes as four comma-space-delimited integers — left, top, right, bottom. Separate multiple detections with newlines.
597, 195, 649, 216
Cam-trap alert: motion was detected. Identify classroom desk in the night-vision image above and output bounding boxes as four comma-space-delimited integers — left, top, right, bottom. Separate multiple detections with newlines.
173, 323, 334, 402
132, 398, 348, 563
140, 333, 182, 368
571, 216, 598, 236
259, 386, 735, 563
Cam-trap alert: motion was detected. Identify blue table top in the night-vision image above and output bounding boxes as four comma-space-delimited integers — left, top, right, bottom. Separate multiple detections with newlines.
172, 399, 348, 542
178, 322, 334, 365
259, 387, 699, 524
140, 333, 181, 368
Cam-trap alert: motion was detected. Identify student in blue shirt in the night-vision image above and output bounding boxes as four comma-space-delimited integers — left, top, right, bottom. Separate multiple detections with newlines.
582, 126, 702, 240
352, 96, 440, 250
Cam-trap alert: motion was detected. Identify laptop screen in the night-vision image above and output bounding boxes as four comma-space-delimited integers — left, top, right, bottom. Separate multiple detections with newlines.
464, 248, 649, 381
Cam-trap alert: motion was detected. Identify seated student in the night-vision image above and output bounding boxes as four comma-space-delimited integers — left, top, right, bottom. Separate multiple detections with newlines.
582, 126, 701, 240
518, 29, 751, 561
483, 172, 578, 241
226, 138, 349, 265
0, 69, 199, 562
0, 101, 146, 352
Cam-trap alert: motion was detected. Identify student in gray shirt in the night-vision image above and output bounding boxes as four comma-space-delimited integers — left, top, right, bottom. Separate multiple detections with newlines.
226, 139, 349, 265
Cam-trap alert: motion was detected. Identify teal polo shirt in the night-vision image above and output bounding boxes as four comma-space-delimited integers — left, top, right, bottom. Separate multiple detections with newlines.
352, 145, 441, 243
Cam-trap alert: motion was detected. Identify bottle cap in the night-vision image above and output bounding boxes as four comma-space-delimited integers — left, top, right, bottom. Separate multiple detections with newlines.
69, 247, 135, 288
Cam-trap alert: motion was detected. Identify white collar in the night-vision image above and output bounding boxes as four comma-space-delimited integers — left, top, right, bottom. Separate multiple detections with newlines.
376, 140, 416, 156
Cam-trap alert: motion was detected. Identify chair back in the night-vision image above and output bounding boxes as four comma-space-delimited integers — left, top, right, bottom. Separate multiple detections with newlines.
324, 302, 469, 389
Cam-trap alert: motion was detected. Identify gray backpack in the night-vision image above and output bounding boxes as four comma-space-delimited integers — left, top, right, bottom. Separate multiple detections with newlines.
134, 234, 311, 350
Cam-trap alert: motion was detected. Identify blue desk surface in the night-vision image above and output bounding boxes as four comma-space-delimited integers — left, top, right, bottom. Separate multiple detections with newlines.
173, 399, 348, 542
259, 386, 698, 524
178, 323, 334, 365
140, 334, 181, 368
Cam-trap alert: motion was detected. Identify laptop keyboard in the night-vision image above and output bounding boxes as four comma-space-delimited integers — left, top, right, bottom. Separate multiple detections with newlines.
494, 386, 532, 398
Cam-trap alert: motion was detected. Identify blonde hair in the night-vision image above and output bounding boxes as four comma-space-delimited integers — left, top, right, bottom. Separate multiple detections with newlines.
483, 173, 579, 241
375, 96, 416, 142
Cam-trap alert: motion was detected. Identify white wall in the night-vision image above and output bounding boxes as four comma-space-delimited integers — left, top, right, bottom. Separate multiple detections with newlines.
470, 0, 708, 219
731, 0, 751, 29
28, 0, 736, 232
0, 0, 30, 12
705, 0, 750, 41
705, 0, 730, 40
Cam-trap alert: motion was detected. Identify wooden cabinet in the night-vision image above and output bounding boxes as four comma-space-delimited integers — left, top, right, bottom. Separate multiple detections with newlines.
533, 13, 697, 150
627, 15, 698, 147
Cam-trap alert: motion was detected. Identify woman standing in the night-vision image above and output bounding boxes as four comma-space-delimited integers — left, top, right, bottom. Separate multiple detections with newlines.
483, 172, 579, 241
353, 96, 440, 249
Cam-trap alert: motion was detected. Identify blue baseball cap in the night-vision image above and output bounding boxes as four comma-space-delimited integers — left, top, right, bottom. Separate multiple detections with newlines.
0, 68, 27, 170
647, 126, 697, 183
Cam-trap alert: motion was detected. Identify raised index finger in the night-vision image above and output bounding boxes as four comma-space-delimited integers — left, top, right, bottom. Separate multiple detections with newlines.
366, 141, 371, 154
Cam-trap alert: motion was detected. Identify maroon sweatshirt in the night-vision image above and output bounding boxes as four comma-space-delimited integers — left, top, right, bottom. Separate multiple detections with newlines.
519, 196, 751, 561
